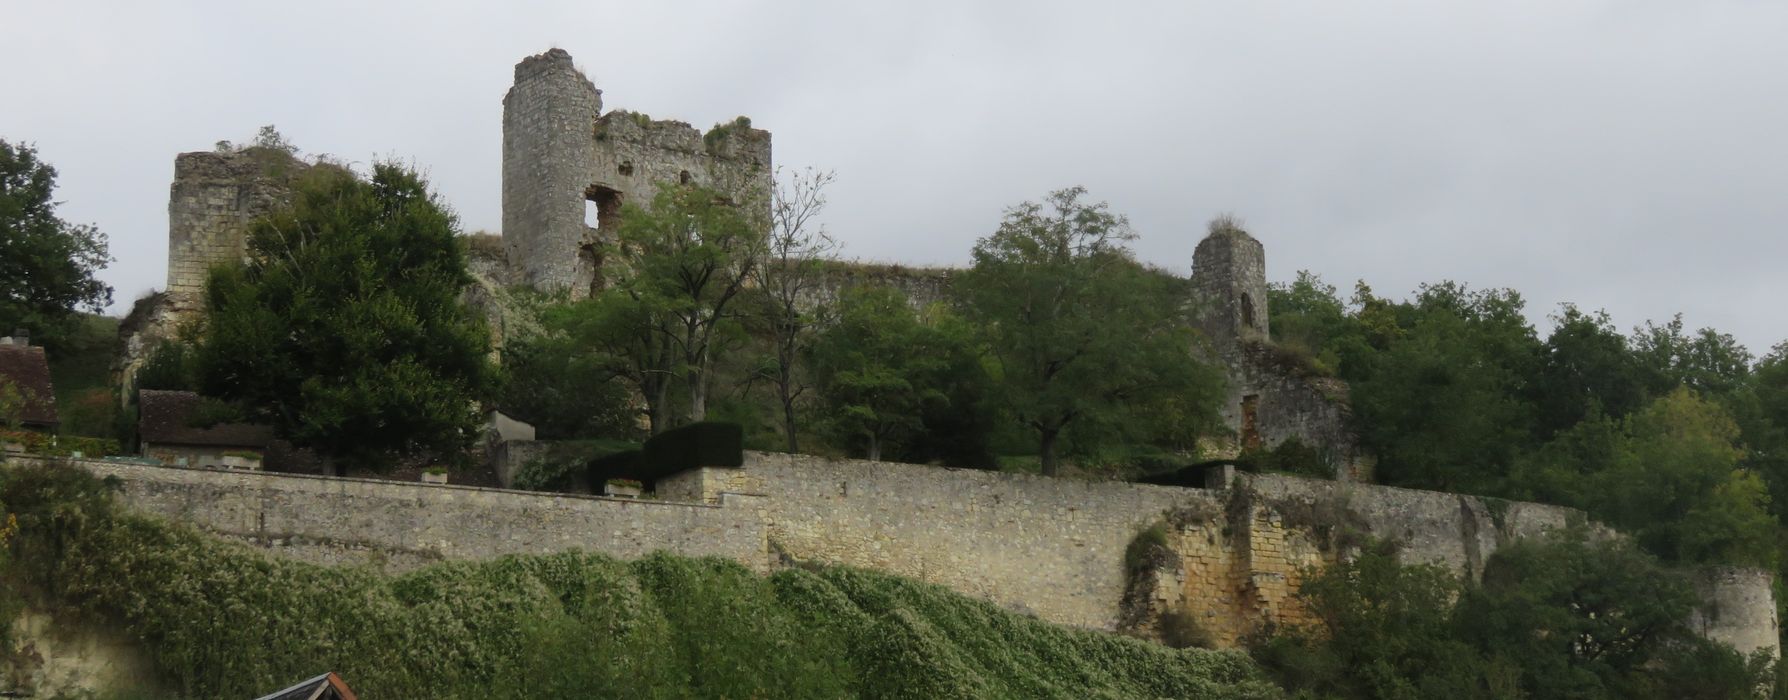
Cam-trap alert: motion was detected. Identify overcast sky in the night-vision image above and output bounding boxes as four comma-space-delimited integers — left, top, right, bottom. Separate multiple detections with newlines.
6, 1, 1785, 354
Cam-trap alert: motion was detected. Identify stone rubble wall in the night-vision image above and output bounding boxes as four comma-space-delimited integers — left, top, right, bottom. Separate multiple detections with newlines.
41, 457, 766, 573
24, 453, 1777, 660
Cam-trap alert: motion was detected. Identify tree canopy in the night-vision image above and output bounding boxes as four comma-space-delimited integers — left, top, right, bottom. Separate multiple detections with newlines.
195, 164, 493, 472
954, 187, 1221, 475
0, 139, 112, 344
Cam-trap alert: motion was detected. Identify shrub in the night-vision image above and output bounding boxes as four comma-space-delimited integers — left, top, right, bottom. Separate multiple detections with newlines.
586, 449, 643, 486
641, 422, 743, 479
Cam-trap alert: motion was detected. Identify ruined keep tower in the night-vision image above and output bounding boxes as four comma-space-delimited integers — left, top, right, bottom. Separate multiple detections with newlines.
165, 150, 309, 305
501, 49, 772, 297
1190, 220, 1269, 347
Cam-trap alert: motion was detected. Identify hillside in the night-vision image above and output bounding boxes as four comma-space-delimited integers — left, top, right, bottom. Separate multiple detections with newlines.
0, 463, 1281, 699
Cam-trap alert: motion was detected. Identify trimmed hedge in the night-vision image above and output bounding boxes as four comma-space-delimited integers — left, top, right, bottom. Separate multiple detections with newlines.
585, 449, 644, 486
640, 421, 743, 480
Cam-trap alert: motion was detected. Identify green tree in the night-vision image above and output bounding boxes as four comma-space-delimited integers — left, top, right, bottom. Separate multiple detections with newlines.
1590, 387, 1776, 566
1253, 540, 1494, 700
196, 164, 494, 473
1529, 305, 1651, 440
1633, 315, 1753, 397
810, 286, 950, 461
496, 330, 635, 440
1256, 534, 1773, 700
608, 184, 766, 428
1266, 271, 1353, 374
954, 188, 1220, 475
0, 140, 113, 343
1346, 283, 1540, 493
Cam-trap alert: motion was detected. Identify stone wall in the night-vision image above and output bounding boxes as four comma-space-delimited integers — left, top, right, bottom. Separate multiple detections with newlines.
709, 454, 1588, 632
51, 457, 766, 573
501, 49, 771, 298
730, 452, 1219, 629
23, 454, 1777, 661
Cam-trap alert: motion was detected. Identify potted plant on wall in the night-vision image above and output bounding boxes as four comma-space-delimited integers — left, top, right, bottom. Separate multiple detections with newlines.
603, 478, 644, 498
422, 466, 450, 485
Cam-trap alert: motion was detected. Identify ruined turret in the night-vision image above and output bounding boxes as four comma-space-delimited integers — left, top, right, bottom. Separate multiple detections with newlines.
500, 48, 772, 298
1190, 217, 1268, 348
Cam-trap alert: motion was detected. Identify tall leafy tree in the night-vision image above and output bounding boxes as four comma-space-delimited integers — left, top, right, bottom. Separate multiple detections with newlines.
0, 140, 112, 343
1588, 387, 1775, 567
1528, 305, 1650, 440
810, 286, 951, 461
608, 184, 765, 428
196, 164, 494, 473
954, 187, 1220, 475
1348, 283, 1539, 493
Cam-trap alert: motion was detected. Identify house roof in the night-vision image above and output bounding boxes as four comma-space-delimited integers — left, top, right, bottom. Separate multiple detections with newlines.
254, 672, 358, 700
0, 342, 58, 427
137, 389, 275, 448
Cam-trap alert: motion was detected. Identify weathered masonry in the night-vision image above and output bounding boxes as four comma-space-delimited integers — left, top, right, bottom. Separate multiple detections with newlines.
502, 48, 772, 297
1191, 222, 1367, 480
37, 453, 1777, 661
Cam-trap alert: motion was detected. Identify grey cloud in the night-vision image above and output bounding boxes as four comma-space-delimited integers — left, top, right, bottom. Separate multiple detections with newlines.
5, 0, 1783, 352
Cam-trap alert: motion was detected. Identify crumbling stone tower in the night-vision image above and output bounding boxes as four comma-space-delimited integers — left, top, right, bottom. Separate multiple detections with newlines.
501, 49, 772, 297
165, 150, 310, 306
1189, 220, 1366, 480
1191, 219, 1269, 348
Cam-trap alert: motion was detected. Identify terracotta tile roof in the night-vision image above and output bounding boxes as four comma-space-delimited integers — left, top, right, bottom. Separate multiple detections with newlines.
0, 342, 58, 427
137, 389, 274, 448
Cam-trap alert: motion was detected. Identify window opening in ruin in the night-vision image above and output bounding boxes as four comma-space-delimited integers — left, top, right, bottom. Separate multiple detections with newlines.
678, 170, 692, 185
1240, 293, 1256, 330
1241, 394, 1261, 451
619, 161, 634, 177
584, 185, 623, 230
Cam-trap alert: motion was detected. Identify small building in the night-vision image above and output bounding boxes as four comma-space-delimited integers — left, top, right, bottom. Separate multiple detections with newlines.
0, 332, 58, 433
137, 389, 273, 469
254, 671, 357, 700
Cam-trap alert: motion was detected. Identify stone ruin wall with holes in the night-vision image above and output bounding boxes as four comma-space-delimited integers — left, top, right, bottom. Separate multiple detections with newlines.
501, 48, 772, 298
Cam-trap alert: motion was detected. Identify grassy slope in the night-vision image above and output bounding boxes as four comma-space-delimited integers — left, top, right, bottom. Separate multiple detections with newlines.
0, 464, 1282, 699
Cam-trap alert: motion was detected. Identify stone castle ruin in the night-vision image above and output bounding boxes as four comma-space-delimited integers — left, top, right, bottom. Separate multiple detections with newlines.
84, 49, 1776, 676
502, 48, 771, 297
1190, 222, 1365, 479
122, 48, 1362, 479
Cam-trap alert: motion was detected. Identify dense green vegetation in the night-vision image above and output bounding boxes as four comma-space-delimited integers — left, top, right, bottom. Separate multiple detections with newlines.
0, 463, 1281, 699
1267, 274, 1786, 570
195, 163, 495, 473
0, 139, 113, 349
505, 184, 1226, 476
1255, 536, 1774, 699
